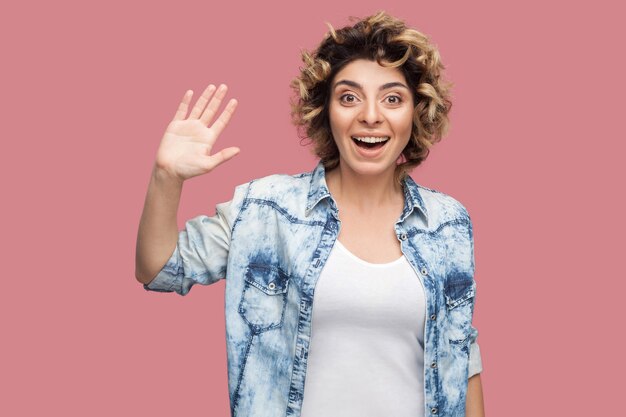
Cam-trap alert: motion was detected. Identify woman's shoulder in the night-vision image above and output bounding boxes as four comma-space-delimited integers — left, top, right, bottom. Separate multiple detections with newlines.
231, 167, 313, 206
409, 178, 471, 223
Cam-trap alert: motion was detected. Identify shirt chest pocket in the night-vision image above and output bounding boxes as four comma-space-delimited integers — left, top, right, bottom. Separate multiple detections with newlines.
238, 264, 290, 333
444, 280, 475, 348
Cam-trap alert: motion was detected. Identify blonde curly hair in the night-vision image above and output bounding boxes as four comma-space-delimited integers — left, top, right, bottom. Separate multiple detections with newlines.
290, 10, 453, 185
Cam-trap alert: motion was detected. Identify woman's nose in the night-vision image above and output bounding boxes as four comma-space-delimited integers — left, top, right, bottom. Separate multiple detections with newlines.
358, 101, 383, 125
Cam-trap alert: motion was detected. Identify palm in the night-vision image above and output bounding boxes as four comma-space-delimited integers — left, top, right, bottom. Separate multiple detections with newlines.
155, 84, 239, 181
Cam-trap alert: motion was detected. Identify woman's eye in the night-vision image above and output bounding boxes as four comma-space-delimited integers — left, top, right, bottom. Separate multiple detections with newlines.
386, 95, 403, 104
339, 93, 357, 103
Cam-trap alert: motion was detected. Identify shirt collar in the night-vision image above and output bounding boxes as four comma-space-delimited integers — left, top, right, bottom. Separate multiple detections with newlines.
399, 173, 429, 224
305, 161, 428, 223
305, 161, 334, 216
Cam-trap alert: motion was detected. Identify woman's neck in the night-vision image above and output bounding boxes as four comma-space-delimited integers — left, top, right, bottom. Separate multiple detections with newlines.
325, 162, 404, 215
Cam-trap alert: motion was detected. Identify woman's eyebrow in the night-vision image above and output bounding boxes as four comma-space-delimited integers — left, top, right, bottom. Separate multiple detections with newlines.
333, 79, 409, 91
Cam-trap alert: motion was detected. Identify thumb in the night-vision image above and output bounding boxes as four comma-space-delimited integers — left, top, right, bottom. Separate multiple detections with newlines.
219, 146, 240, 161
207, 146, 240, 170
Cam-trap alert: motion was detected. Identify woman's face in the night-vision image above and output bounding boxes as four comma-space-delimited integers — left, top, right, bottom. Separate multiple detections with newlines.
328, 58, 414, 179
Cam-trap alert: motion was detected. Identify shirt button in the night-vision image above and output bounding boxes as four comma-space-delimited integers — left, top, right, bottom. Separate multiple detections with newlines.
431, 407, 438, 414
430, 314, 437, 321
421, 267, 428, 276
268, 282, 276, 290
399, 233, 407, 241
430, 361, 437, 368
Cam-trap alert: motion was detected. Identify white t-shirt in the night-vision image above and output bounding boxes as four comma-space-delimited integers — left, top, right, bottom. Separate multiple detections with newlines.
300, 239, 427, 417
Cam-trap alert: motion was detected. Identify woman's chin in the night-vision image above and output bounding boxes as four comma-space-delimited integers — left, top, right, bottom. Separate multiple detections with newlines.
339, 158, 397, 178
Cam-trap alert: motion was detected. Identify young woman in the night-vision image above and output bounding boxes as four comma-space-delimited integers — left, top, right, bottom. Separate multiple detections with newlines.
136, 11, 485, 417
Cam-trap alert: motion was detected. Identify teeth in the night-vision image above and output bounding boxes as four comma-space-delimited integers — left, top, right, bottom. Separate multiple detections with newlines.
351, 136, 390, 143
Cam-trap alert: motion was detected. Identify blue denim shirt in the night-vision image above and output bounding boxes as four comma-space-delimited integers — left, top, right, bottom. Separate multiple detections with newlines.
143, 161, 483, 417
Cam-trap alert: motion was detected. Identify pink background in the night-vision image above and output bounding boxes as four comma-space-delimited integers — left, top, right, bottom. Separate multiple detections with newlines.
2, 0, 624, 415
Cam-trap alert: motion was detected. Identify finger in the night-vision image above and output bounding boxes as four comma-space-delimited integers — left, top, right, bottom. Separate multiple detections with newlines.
200, 84, 228, 126
209, 99, 238, 138
204, 146, 241, 171
173, 90, 193, 121
188, 84, 216, 120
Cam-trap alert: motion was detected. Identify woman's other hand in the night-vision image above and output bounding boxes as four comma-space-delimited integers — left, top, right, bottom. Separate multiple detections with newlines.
154, 84, 240, 183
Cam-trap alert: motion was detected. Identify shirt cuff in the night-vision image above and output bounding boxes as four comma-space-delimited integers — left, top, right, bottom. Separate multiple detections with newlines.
142, 247, 183, 293
468, 340, 483, 378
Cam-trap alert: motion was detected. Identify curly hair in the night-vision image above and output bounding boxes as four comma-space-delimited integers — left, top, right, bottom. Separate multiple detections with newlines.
290, 10, 453, 185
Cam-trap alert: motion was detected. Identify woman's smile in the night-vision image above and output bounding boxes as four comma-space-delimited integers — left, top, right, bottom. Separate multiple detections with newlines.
350, 134, 391, 157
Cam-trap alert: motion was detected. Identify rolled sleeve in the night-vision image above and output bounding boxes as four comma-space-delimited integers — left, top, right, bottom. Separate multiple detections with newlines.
142, 247, 183, 293
464, 207, 483, 378
468, 325, 483, 378
142, 182, 250, 296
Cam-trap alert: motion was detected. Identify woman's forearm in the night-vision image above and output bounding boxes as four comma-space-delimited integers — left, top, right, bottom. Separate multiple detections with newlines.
135, 165, 184, 284
466, 373, 485, 417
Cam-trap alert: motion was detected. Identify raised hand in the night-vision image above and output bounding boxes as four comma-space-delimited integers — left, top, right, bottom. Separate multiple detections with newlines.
154, 84, 240, 182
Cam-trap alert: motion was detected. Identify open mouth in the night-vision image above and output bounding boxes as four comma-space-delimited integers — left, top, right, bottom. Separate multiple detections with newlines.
351, 136, 390, 150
